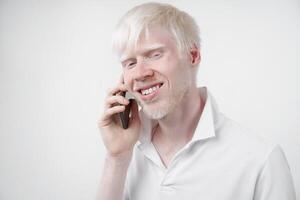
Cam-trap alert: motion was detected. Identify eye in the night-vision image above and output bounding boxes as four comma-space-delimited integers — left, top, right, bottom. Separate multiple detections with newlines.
121, 57, 137, 69
124, 61, 136, 69
150, 52, 162, 59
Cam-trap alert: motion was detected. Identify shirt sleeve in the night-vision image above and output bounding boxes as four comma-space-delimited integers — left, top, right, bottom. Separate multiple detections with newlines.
122, 169, 130, 200
122, 184, 129, 200
253, 144, 296, 200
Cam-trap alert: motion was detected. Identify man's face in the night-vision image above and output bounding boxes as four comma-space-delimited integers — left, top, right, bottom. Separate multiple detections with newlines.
121, 27, 193, 119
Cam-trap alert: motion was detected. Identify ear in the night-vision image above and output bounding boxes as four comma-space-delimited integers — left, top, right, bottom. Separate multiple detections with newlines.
189, 44, 201, 66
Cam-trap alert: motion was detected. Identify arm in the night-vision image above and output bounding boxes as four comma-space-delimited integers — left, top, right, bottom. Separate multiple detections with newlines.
96, 76, 141, 200
253, 145, 296, 200
97, 151, 132, 200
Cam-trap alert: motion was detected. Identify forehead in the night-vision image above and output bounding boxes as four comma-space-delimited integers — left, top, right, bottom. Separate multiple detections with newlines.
120, 27, 177, 61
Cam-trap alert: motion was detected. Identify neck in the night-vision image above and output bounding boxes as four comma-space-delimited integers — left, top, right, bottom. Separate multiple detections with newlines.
152, 85, 204, 147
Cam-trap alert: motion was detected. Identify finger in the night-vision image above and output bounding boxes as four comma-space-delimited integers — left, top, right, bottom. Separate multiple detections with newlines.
105, 95, 129, 109
129, 100, 140, 125
105, 105, 125, 117
100, 105, 126, 126
107, 84, 127, 96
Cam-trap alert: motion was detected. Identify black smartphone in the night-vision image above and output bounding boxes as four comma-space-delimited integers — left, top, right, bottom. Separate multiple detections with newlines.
118, 91, 134, 129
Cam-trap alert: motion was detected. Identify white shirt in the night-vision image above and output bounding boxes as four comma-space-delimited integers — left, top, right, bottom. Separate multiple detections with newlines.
124, 87, 296, 200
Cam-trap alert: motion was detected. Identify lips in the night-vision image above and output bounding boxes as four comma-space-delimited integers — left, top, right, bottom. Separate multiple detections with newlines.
135, 82, 164, 102
134, 82, 163, 93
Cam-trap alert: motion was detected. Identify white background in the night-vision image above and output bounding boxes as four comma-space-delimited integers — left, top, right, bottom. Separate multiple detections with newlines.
0, 0, 299, 199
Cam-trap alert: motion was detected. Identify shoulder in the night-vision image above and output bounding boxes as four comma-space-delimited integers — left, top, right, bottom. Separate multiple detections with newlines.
215, 113, 279, 166
215, 114, 296, 198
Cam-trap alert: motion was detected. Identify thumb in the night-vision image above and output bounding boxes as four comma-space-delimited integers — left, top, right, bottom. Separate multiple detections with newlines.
129, 99, 140, 125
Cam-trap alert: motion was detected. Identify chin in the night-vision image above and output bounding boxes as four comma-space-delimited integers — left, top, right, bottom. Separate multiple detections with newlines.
139, 82, 190, 120
143, 107, 168, 120
141, 99, 174, 120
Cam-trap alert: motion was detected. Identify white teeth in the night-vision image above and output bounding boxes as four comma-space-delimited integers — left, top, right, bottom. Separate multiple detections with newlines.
141, 85, 160, 95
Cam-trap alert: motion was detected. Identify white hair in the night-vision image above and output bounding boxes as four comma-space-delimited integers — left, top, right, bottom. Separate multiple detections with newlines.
111, 2, 201, 58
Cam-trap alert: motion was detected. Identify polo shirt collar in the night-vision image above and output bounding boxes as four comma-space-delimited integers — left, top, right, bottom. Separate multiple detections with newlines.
136, 87, 220, 147
191, 87, 219, 142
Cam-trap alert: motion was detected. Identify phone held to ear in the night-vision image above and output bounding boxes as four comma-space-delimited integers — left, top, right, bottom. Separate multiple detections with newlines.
118, 91, 135, 129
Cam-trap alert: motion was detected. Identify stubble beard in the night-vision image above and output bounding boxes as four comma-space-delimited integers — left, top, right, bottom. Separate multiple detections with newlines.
139, 81, 190, 120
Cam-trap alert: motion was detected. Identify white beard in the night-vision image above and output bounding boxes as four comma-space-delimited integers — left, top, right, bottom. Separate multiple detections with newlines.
139, 81, 190, 120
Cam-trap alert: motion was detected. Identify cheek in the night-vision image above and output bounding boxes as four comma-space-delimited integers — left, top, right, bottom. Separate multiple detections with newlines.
123, 71, 133, 89
162, 59, 184, 79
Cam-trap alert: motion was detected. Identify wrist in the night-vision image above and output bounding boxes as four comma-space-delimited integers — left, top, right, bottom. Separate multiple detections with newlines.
105, 149, 133, 166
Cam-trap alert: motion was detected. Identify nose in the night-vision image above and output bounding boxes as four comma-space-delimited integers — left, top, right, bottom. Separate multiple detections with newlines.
133, 61, 154, 81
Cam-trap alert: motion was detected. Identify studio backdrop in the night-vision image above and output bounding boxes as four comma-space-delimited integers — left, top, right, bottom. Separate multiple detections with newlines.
0, 0, 299, 199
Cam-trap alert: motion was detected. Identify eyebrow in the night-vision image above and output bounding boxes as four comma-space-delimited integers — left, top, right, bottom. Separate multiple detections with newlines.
120, 43, 165, 63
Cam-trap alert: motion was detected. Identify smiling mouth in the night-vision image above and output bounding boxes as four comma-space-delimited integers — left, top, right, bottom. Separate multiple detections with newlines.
139, 83, 163, 96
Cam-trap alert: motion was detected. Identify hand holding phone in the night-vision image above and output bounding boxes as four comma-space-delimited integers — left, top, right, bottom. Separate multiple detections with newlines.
98, 75, 140, 156
118, 91, 134, 129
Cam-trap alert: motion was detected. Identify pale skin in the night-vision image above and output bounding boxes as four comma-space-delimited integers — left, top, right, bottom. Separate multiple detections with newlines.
97, 27, 202, 200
